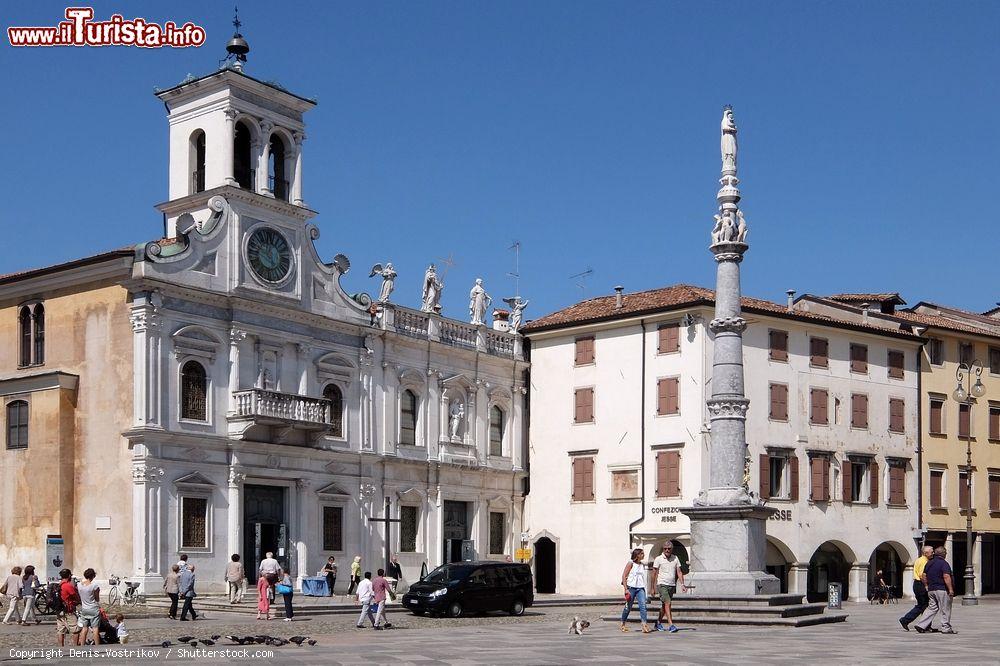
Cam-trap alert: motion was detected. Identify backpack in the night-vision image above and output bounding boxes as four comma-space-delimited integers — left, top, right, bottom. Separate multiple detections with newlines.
47, 583, 66, 614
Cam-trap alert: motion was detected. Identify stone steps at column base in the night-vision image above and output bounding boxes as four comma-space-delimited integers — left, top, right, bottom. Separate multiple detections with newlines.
605, 611, 848, 627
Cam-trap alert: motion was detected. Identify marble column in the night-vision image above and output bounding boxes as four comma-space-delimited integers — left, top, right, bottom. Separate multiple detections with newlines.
849, 563, 868, 602
788, 562, 809, 596
227, 465, 245, 574
228, 328, 246, 414
295, 479, 310, 587
258, 121, 273, 195
292, 132, 305, 205
223, 107, 237, 186
131, 463, 165, 594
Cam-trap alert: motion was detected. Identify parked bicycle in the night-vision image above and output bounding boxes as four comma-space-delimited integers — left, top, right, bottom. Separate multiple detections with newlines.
106, 575, 141, 607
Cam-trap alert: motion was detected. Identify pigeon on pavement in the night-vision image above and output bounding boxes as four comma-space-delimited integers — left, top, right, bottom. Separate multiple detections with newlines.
161, 641, 171, 648
177, 636, 194, 643
307, 639, 317, 646
288, 636, 308, 645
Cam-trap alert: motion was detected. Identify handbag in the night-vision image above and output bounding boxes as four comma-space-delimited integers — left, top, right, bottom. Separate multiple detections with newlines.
276, 583, 293, 595
0, 581, 7, 596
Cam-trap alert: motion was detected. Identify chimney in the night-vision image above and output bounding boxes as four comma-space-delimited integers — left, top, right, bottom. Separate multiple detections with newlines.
786, 289, 796, 312
614, 286, 624, 310
492, 309, 510, 332
861, 302, 870, 323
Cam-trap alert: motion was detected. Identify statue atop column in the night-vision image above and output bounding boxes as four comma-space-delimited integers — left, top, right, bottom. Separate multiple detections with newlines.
369, 262, 397, 303
721, 105, 738, 174
469, 278, 492, 326
420, 264, 444, 314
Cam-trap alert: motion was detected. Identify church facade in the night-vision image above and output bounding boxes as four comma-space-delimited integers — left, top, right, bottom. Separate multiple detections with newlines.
0, 63, 527, 593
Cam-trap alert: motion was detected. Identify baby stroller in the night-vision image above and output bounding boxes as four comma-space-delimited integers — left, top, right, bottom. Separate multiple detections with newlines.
97, 609, 120, 644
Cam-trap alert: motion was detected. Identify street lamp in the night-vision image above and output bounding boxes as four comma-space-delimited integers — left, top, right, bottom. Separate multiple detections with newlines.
953, 360, 985, 606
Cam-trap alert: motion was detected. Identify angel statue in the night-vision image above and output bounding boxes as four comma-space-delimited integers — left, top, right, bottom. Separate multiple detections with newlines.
503, 296, 530, 332
421, 264, 444, 314
368, 262, 397, 303
736, 210, 748, 243
469, 278, 492, 326
711, 213, 724, 244
448, 400, 465, 439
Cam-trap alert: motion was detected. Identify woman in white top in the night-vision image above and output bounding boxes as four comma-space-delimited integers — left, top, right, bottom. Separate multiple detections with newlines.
620, 548, 650, 633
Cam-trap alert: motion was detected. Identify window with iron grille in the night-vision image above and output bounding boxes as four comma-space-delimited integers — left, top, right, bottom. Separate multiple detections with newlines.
928, 338, 944, 365
400, 505, 418, 552
400, 390, 418, 445
180, 361, 207, 420
6, 401, 28, 450
489, 512, 505, 555
180, 496, 208, 549
489, 405, 504, 456
324, 384, 344, 438
323, 505, 343, 551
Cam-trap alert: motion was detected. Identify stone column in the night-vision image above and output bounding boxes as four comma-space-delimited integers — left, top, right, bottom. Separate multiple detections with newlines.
228, 328, 246, 414
227, 465, 244, 568
297, 342, 311, 396
129, 293, 163, 429
258, 121, 273, 195
295, 479, 310, 588
131, 463, 165, 594
788, 563, 809, 596
849, 563, 868, 602
292, 132, 305, 205
223, 107, 237, 186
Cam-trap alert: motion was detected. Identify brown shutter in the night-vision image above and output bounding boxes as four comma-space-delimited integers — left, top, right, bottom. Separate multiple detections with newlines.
851, 394, 868, 428
574, 390, 583, 423
843, 460, 853, 502
759, 454, 771, 499
930, 400, 943, 434
666, 451, 681, 497
889, 398, 904, 433
656, 452, 668, 497
789, 455, 799, 501
869, 459, 879, 506
575, 388, 594, 423
810, 338, 828, 367
657, 379, 668, 415
930, 471, 942, 507
990, 408, 1000, 440
810, 458, 821, 501
575, 337, 595, 365
659, 324, 679, 353
811, 389, 828, 425
571, 458, 580, 500
989, 476, 1000, 512
888, 351, 904, 379
959, 404, 971, 438
769, 331, 788, 361
822, 457, 831, 501
770, 384, 788, 421
664, 378, 679, 415
583, 457, 595, 500
851, 344, 868, 373
959, 473, 970, 510
889, 465, 904, 506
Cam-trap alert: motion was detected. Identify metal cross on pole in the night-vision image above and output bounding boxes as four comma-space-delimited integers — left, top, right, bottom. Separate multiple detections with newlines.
367, 496, 401, 574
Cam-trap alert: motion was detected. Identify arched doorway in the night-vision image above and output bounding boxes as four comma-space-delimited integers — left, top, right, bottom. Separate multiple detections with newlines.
766, 537, 796, 594
807, 541, 853, 602
535, 537, 556, 593
670, 539, 690, 575
869, 542, 909, 600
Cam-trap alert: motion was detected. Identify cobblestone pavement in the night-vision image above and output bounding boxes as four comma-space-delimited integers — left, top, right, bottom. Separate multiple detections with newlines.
2, 599, 999, 664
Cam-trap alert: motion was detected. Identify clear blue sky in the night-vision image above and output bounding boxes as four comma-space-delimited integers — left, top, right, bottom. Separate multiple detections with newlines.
2, 1, 998, 320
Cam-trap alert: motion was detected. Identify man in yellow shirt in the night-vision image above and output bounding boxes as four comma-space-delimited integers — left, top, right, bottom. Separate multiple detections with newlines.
899, 545, 933, 631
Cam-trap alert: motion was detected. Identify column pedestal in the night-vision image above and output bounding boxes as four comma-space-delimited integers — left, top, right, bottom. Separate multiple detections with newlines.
681, 504, 779, 596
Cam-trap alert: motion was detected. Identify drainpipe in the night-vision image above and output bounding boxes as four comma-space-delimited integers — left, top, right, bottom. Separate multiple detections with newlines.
916, 342, 924, 533
628, 319, 647, 549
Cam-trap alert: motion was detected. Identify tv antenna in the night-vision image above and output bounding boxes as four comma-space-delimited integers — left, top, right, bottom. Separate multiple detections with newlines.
437, 252, 458, 280
569, 266, 594, 297
507, 240, 521, 299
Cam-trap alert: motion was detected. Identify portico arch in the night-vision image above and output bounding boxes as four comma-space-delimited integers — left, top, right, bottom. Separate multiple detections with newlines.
869, 541, 912, 600
807, 540, 855, 602
766, 536, 797, 594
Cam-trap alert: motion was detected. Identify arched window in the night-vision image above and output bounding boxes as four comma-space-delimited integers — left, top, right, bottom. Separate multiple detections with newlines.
400, 389, 418, 446
32, 304, 44, 365
268, 133, 288, 201
180, 361, 207, 421
190, 130, 206, 193
233, 121, 253, 190
18, 306, 31, 367
6, 400, 28, 449
489, 405, 505, 457
323, 384, 344, 438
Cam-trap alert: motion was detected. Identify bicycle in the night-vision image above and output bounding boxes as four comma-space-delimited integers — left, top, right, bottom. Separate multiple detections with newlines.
106, 575, 123, 607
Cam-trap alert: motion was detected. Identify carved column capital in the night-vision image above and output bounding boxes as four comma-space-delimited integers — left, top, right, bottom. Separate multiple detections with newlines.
259, 119, 274, 135
293, 131, 306, 145
706, 398, 750, 420
230, 327, 248, 344
223, 106, 239, 121
228, 466, 246, 486
132, 464, 164, 484
709, 316, 747, 334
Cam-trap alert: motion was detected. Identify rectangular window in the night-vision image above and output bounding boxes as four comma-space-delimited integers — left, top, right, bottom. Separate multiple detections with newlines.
850, 344, 868, 374
889, 398, 905, 433
574, 388, 595, 423
928, 338, 944, 365
571, 456, 595, 501
6, 401, 29, 450
990, 405, 1000, 440
989, 475, 1000, 512
960, 342, 974, 367
611, 470, 639, 499
990, 347, 1000, 375
929, 398, 944, 434
399, 390, 418, 446
180, 496, 208, 549
656, 450, 681, 498
845, 459, 870, 503
809, 337, 829, 368
959, 403, 971, 438
959, 470, 971, 511
769, 330, 788, 362
809, 456, 830, 502
657, 378, 679, 416
657, 324, 680, 354
810, 388, 829, 425
850, 393, 868, 429
888, 462, 906, 506
489, 512, 505, 555
399, 505, 417, 553
887, 350, 904, 379
765, 454, 787, 500
929, 469, 944, 508
769, 383, 788, 421
574, 336, 595, 365
323, 506, 344, 552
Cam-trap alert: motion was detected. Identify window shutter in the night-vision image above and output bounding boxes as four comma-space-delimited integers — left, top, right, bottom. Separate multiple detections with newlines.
889, 398, 904, 433
571, 458, 580, 500
930, 400, 943, 434
869, 460, 879, 506
851, 344, 868, 373
575, 337, 594, 365
889, 465, 904, 506
575, 388, 594, 423
665, 378, 679, 415
888, 351, 904, 379
810, 338, 828, 367
842, 460, 853, 502
930, 471, 942, 507
822, 458, 831, 501
990, 408, 1000, 440
769, 331, 788, 361
851, 394, 868, 428
959, 473, 969, 511
657, 379, 669, 415
770, 384, 788, 421
959, 404, 971, 438
659, 324, 679, 353
583, 457, 595, 500
656, 452, 668, 497
990, 477, 1000, 512
789, 455, 799, 501
666, 451, 681, 497
811, 389, 828, 425
759, 454, 770, 499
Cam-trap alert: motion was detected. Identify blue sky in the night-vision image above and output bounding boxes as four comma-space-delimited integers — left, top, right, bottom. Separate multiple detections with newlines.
2, 1, 998, 320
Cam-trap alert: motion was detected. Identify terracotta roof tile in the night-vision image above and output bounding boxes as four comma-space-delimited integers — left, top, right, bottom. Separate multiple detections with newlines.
891, 310, 1000, 339
828, 292, 906, 305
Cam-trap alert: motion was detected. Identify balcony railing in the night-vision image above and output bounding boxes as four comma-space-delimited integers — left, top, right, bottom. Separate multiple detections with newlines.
376, 305, 523, 360
231, 388, 331, 430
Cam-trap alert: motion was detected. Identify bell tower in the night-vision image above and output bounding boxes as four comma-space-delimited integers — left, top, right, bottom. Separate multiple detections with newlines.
154, 12, 316, 236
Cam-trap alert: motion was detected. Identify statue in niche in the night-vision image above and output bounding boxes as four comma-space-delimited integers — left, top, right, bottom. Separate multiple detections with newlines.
504, 296, 530, 332
449, 399, 465, 440
369, 262, 397, 303
421, 264, 444, 314
256, 366, 272, 391
469, 278, 492, 326
721, 106, 737, 173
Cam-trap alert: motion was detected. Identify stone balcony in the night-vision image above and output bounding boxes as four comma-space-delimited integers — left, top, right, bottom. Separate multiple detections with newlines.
378, 305, 523, 359
228, 388, 332, 437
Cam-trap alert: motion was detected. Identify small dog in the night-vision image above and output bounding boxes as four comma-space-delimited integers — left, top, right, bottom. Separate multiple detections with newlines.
568, 616, 591, 635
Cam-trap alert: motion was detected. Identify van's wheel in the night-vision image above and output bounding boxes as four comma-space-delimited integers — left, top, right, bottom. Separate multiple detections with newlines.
447, 602, 463, 618
510, 599, 525, 616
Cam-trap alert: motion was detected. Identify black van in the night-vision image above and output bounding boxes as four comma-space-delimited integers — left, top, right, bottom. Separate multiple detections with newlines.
402, 561, 533, 617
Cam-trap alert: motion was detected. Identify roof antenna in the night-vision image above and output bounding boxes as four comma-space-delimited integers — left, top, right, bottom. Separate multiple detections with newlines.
507, 240, 521, 299
569, 266, 594, 298
221, 5, 250, 72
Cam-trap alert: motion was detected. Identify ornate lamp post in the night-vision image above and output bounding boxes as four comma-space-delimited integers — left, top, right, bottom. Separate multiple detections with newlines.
952, 360, 985, 606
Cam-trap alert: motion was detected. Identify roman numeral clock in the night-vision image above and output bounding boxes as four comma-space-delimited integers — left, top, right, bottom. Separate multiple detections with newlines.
246, 226, 293, 285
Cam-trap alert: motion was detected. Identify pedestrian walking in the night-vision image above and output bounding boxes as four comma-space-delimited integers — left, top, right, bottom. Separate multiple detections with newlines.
256, 574, 273, 620
372, 568, 392, 629
20, 565, 41, 625
620, 548, 651, 634
258, 551, 281, 601
54, 568, 81, 646
322, 556, 338, 596
76, 569, 101, 645
163, 565, 180, 619
277, 570, 295, 622
178, 564, 199, 621
900, 545, 933, 631
347, 556, 362, 595
913, 546, 956, 634
387, 555, 402, 593
176, 554, 190, 572
651, 542, 687, 632
226, 554, 245, 604
355, 571, 377, 628
2, 567, 24, 625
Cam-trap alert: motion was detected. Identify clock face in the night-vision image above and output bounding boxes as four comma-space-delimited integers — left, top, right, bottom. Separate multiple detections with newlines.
247, 227, 292, 283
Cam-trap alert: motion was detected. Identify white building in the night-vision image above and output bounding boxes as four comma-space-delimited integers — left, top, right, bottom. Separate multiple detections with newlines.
523, 284, 922, 601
